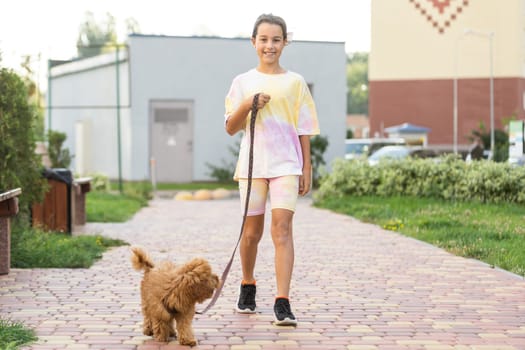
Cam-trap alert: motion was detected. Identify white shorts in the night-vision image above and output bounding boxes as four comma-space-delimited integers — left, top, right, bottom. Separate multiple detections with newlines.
238, 176, 299, 216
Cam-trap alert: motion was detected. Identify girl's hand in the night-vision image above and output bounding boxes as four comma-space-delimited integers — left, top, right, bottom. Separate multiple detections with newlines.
298, 168, 311, 196
254, 93, 271, 110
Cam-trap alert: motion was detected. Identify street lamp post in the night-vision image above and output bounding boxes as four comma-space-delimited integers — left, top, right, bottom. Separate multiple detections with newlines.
453, 33, 463, 155
464, 29, 495, 159
488, 32, 495, 159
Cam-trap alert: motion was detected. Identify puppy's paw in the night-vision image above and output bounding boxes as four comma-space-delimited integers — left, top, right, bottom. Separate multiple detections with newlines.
153, 334, 170, 343
180, 338, 197, 347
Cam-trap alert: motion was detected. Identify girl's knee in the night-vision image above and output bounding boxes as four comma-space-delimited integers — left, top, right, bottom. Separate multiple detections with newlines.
243, 231, 262, 246
271, 220, 293, 245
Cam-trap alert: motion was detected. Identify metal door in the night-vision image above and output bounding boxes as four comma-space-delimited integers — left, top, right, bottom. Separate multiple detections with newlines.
150, 100, 193, 182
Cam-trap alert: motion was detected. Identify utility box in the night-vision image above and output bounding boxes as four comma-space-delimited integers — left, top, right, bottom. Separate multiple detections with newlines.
32, 168, 73, 233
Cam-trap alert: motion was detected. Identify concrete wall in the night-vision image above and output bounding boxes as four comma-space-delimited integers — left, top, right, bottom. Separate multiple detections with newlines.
48, 35, 346, 181
48, 51, 130, 179
129, 35, 346, 181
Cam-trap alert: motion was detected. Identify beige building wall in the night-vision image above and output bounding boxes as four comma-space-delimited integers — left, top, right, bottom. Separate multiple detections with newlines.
370, 0, 525, 80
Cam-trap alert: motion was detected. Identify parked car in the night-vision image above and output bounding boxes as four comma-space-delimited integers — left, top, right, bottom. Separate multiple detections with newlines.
345, 138, 406, 160
368, 145, 437, 166
509, 155, 525, 167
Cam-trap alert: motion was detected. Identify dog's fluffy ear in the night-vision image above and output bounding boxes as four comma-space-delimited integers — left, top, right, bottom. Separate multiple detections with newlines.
175, 258, 219, 303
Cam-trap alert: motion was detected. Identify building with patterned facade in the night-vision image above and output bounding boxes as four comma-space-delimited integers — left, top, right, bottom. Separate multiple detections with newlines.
369, 0, 525, 150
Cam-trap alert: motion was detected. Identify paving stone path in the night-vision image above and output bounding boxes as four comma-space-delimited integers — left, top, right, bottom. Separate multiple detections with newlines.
1, 197, 524, 350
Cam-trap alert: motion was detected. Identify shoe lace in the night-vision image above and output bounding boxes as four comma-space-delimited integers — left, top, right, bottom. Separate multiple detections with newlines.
275, 299, 291, 315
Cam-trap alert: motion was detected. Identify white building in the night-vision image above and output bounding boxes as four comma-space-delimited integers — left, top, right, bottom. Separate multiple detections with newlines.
47, 34, 346, 182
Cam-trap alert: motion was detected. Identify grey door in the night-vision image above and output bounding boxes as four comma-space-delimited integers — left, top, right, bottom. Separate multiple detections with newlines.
150, 100, 193, 182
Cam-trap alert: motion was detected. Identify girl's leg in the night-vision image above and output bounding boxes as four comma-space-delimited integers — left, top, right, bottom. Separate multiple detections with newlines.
268, 175, 299, 298
237, 178, 268, 313
240, 214, 264, 283
270, 208, 294, 297
238, 178, 269, 283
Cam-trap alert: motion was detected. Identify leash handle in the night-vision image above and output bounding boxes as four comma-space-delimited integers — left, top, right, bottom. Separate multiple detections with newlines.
197, 93, 260, 314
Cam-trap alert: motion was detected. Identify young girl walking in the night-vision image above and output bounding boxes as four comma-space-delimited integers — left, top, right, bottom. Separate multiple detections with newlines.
224, 13, 320, 326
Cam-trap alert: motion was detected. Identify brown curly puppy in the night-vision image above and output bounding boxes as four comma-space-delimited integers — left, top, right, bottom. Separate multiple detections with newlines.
130, 246, 219, 346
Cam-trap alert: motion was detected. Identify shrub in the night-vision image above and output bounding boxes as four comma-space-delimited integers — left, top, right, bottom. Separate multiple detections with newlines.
47, 130, 72, 168
315, 155, 525, 205
87, 173, 111, 192
206, 137, 240, 182
0, 68, 47, 222
310, 135, 329, 188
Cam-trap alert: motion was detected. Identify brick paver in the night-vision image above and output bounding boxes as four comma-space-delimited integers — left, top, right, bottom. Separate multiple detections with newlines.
1, 197, 524, 350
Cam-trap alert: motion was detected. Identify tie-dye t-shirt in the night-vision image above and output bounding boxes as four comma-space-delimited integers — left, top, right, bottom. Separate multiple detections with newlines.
225, 68, 320, 180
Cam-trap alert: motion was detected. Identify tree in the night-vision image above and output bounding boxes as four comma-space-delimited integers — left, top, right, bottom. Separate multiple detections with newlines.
125, 17, 141, 35
347, 52, 369, 115
76, 12, 118, 58
47, 130, 72, 169
0, 68, 47, 221
469, 121, 509, 162
76, 12, 142, 59
20, 54, 45, 141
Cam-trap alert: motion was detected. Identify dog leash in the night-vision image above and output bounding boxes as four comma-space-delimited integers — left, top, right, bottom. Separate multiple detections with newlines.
197, 93, 260, 314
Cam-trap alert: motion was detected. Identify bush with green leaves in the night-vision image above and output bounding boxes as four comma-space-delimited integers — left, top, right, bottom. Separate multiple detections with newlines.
310, 135, 329, 188
315, 155, 525, 204
206, 137, 240, 182
0, 67, 47, 221
47, 129, 72, 168
86, 172, 111, 192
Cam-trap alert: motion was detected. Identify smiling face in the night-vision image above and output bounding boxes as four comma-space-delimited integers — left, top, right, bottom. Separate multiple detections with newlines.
251, 22, 287, 69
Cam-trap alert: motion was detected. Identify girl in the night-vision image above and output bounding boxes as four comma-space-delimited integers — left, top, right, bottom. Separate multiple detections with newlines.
224, 13, 320, 326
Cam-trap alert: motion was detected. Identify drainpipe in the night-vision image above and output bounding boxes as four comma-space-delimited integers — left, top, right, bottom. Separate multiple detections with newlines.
47, 60, 52, 131
116, 46, 123, 193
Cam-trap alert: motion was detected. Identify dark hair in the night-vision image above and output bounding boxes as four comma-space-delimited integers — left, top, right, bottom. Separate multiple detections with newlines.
252, 14, 287, 41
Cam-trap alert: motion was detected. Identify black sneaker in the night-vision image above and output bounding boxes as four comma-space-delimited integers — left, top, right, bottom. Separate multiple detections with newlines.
273, 297, 297, 326
235, 283, 256, 313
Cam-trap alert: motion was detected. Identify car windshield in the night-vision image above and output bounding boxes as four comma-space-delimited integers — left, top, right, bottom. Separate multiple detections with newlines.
369, 146, 410, 161
345, 143, 368, 154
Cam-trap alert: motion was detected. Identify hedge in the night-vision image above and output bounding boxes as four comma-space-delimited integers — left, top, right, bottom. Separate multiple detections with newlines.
315, 155, 525, 205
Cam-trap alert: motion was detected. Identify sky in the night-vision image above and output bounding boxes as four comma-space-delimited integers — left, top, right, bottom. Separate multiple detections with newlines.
0, 0, 371, 89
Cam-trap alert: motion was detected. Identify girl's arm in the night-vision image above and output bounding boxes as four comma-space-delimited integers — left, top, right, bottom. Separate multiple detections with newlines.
225, 93, 271, 136
225, 97, 252, 136
298, 135, 312, 196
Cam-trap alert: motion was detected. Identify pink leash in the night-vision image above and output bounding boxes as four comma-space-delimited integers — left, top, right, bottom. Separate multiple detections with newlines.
197, 93, 260, 314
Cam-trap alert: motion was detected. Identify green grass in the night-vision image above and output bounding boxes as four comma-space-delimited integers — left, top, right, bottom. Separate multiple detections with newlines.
315, 195, 525, 277
11, 228, 127, 268
87, 191, 146, 222
0, 318, 37, 349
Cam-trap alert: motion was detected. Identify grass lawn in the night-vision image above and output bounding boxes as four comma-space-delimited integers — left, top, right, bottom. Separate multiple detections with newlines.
0, 318, 37, 350
11, 229, 127, 269
314, 195, 525, 277
86, 191, 146, 222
